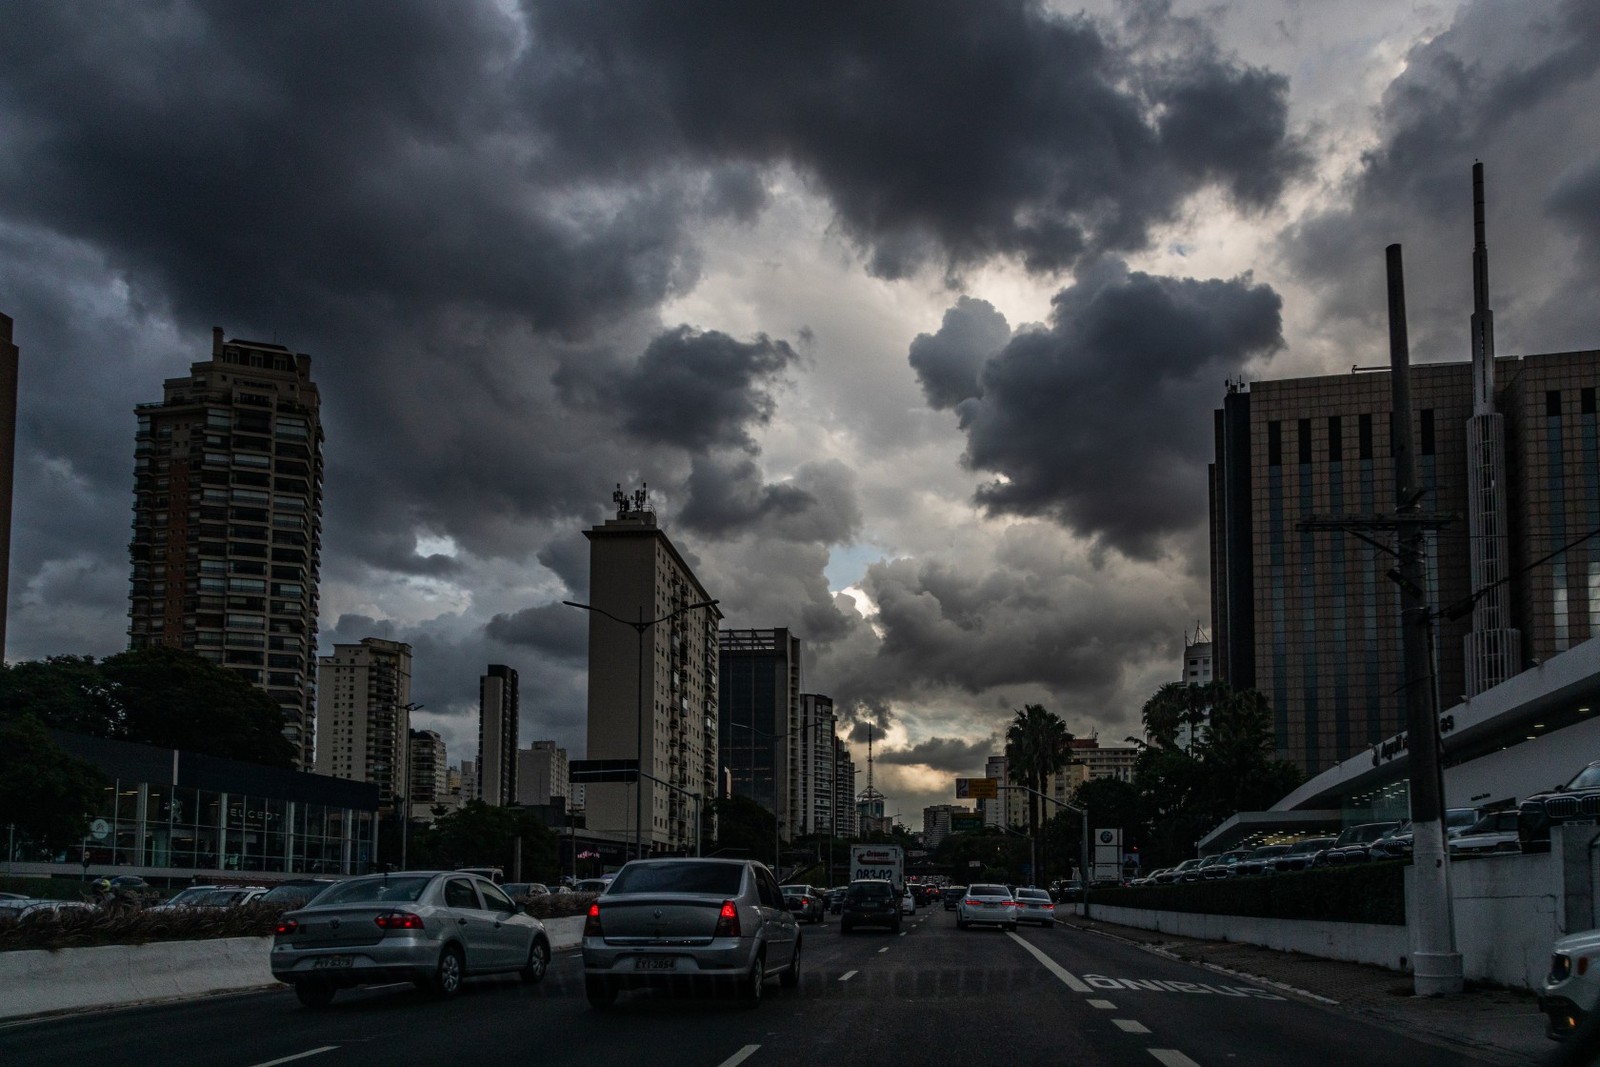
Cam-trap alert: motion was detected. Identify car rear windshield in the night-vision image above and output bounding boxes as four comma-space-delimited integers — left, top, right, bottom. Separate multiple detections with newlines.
1017, 890, 1050, 901
609, 862, 744, 896
969, 884, 1010, 896
315, 876, 431, 905
848, 882, 893, 900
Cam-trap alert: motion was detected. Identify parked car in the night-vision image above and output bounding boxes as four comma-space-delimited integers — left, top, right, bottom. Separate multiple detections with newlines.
1521, 761, 1600, 853
825, 886, 848, 914
583, 857, 799, 1008
1204, 849, 1254, 879
956, 883, 1016, 932
0, 899, 96, 922
501, 882, 550, 905
1013, 887, 1055, 927
574, 877, 614, 895
780, 884, 826, 923
1541, 926, 1600, 1040
1053, 879, 1084, 902
1234, 844, 1291, 876
1274, 837, 1336, 873
1315, 822, 1401, 866
1450, 809, 1522, 856
1157, 859, 1201, 884
270, 870, 551, 1008
942, 885, 966, 910
259, 880, 340, 909
153, 886, 266, 911
841, 879, 901, 934
1183, 856, 1222, 882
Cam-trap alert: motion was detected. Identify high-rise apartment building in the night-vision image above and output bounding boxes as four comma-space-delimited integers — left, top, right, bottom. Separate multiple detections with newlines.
795, 694, 842, 838
922, 804, 972, 848
0, 313, 17, 659
1176, 631, 1214, 752
582, 489, 722, 854
478, 664, 519, 807
314, 638, 413, 804
833, 745, 858, 838
516, 739, 570, 807
719, 628, 801, 830
129, 327, 323, 765
408, 728, 448, 820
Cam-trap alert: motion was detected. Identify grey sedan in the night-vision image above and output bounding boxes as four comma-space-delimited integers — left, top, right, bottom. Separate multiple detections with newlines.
270, 871, 551, 1007
581, 857, 800, 1008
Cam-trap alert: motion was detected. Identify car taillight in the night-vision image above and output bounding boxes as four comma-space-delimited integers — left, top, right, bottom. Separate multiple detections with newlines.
275, 918, 298, 936
374, 911, 424, 930
1003, 900, 1017, 908
713, 899, 741, 938
964, 899, 978, 906
1043, 903, 1055, 910
584, 902, 603, 938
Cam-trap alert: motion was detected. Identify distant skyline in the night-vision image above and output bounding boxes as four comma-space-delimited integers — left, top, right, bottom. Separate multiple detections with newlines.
2, 1, 1598, 820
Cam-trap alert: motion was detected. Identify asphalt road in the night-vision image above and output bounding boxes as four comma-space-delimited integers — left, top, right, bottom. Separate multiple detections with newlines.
0, 907, 1498, 1066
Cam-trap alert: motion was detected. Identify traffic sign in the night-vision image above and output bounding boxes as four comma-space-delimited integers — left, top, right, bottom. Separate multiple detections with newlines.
955, 777, 997, 800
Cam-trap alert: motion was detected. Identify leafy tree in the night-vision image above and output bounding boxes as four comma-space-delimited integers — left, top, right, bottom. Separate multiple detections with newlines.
0, 715, 107, 852
0, 648, 295, 768
1141, 681, 1210, 752
407, 801, 558, 880
707, 794, 778, 862
1004, 703, 1072, 877
931, 827, 1027, 883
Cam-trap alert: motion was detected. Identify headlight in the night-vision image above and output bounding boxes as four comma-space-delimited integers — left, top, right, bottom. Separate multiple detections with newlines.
1551, 953, 1572, 982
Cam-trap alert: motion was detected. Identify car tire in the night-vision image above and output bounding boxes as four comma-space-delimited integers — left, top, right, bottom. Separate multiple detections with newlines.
1005, 923, 1017, 932
293, 981, 335, 1009
585, 975, 616, 1010
429, 943, 465, 998
841, 921, 853, 935
520, 938, 550, 984
780, 939, 800, 990
957, 918, 969, 930
739, 953, 765, 1007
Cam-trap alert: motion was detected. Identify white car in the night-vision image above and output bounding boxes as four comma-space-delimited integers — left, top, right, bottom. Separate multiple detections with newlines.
1449, 810, 1521, 856
1013, 887, 1055, 927
900, 889, 915, 915
1542, 927, 1600, 1039
956, 883, 1016, 931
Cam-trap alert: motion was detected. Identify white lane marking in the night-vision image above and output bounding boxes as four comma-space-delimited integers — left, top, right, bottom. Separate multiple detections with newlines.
717, 1045, 761, 1067
1148, 1051, 1202, 1067
247, 1049, 338, 1067
877, 946, 889, 953
839, 970, 858, 982
1113, 1019, 1151, 1034
1087, 999, 1116, 1010
1006, 931, 1092, 992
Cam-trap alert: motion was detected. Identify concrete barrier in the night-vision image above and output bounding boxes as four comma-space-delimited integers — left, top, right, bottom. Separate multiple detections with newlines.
0, 914, 587, 1021
1076, 904, 1411, 973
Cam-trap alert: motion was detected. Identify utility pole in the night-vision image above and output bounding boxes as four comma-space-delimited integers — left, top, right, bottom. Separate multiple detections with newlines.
1298, 245, 1462, 995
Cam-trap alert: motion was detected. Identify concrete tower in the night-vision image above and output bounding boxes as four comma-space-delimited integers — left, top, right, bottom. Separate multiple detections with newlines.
0, 314, 16, 661
1463, 162, 1520, 695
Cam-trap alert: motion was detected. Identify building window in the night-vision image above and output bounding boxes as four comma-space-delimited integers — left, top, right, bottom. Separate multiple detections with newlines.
1298, 419, 1312, 465
1267, 421, 1282, 467
1420, 409, 1435, 456
1359, 414, 1373, 460
1583, 388, 1595, 416
1548, 390, 1562, 417
1328, 415, 1342, 462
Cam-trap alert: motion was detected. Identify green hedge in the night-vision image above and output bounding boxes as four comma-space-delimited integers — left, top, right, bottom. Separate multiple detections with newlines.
1088, 862, 1405, 925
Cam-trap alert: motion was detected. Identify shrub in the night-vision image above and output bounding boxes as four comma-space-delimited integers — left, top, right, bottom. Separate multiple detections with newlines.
1089, 862, 1405, 925
0, 900, 287, 953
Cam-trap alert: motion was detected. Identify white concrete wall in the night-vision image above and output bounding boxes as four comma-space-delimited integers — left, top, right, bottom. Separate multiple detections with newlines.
1429, 851, 1560, 990
1077, 904, 1409, 971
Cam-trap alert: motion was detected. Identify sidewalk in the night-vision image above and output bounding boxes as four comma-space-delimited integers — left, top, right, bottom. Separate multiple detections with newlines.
1060, 912, 1550, 1066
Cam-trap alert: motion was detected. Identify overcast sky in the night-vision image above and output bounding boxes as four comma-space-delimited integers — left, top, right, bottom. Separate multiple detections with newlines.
3, 0, 1598, 823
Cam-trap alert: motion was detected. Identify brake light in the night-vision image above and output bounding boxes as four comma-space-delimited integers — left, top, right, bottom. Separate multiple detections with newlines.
713, 899, 741, 938
964, 899, 978, 907
373, 911, 424, 930
584, 902, 603, 938
1003, 900, 1017, 908
274, 918, 298, 936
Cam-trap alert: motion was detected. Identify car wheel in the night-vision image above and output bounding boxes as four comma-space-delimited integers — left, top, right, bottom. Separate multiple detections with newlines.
429, 943, 465, 998
957, 918, 969, 930
585, 975, 616, 1010
891, 919, 901, 934
1005, 923, 1017, 932
293, 981, 335, 1009
739, 953, 765, 1007
841, 921, 853, 935
780, 939, 800, 990
520, 938, 550, 984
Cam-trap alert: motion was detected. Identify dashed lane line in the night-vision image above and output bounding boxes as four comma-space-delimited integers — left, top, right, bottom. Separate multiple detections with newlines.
1147, 1051, 1202, 1067
716, 1045, 761, 1067
1086, 999, 1116, 1010
247, 1049, 338, 1067
1112, 1019, 1151, 1034
1006, 931, 1092, 992
877, 946, 890, 953
839, 970, 858, 982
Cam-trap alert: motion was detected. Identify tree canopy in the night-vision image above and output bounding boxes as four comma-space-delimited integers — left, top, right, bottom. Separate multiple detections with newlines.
0, 713, 107, 852
0, 647, 296, 767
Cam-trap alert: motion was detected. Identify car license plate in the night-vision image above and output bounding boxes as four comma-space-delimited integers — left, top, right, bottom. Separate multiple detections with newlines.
635, 956, 676, 972
312, 955, 353, 969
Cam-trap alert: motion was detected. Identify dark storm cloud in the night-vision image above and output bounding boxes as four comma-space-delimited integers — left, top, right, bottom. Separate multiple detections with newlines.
1283, 0, 1600, 357
615, 326, 799, 453
922, 261, 1282, 559
678, 456, 862, 544
908, 297, 1010, 410
484, 603, 588, 662
1549, 158, 1600, 270
876, 735, 1000, 773
526, 0, 1306, 276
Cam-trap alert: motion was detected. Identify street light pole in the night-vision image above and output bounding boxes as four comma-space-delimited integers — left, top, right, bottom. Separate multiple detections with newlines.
564, 598, 718, 861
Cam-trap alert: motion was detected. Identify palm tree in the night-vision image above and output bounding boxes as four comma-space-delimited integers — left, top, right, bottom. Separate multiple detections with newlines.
1004, 704, 1073, 877
1141, 681, 1212, 753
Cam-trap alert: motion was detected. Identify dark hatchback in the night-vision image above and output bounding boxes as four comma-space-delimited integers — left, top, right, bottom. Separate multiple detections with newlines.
840, 879, 900, 934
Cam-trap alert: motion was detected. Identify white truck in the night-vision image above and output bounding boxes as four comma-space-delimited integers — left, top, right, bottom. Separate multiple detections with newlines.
849, 844, 904, 894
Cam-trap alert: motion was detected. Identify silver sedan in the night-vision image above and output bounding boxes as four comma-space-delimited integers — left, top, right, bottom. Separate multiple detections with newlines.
956, 883, 1017, 931
582, 857, 800, 1008
1012, 887, 1056, 927
270, 871, 551, 1007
